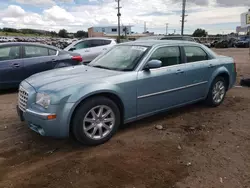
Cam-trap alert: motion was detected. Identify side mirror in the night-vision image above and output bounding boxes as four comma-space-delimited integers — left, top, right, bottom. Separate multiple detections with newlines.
144, 59, 162, 70
69, 47, 76, 51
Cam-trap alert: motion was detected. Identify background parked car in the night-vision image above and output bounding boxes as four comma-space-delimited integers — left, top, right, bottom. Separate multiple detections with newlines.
137, 35, 197, 42
0, 42, 82, 90
214, 38, 237, 48
64, 38, 117, 64
235, 37, 250, 48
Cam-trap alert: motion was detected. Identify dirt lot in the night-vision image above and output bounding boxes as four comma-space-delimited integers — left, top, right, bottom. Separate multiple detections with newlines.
0, 48, 250, 188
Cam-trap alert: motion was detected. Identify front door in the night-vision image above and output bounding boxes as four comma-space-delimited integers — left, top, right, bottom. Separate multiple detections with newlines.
137, 46, 188, 117
0, 45, 24, 88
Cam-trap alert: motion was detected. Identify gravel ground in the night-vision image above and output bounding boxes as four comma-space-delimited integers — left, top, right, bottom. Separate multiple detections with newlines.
0, 48, 250, 188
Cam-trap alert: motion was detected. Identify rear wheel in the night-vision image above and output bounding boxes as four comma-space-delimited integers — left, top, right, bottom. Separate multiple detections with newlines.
205, 77, 227, 107
72, 96, 121, 146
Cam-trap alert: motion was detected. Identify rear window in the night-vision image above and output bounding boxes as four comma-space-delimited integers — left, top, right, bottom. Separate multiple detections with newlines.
161, 37, 183, 40
24, 46, 49, 58
49, 49, 57, 55
102, 40, 112, 45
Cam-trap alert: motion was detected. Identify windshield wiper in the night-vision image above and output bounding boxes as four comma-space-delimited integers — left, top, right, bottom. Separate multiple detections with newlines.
91, 65, 113, 70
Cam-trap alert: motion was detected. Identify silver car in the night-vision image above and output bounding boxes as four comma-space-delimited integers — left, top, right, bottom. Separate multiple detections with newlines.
64, 38, 117, 63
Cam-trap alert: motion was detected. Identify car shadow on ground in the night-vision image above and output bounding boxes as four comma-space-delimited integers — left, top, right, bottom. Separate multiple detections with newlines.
0, 88, 18, 95
20, 102, 207, 152
119, 102, 206, 132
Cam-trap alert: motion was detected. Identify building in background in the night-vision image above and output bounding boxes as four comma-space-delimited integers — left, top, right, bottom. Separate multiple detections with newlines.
236, 10, 250, 34
88, 26, 132, 37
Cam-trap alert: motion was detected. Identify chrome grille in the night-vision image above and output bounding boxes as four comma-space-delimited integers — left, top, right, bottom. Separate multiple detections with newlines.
18, 87, 28, 112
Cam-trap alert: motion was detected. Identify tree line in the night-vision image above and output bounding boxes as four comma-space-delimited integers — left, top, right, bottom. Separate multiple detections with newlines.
0, 28, 88, 38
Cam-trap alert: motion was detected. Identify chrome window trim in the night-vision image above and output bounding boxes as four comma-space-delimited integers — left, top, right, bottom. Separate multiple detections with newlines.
137, 81, 208, 99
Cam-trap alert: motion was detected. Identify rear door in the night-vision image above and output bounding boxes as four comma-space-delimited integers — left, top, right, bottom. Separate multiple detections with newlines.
22, 45, 56, 78
0, 45, 24, 88
87, 39, 108, 60
181, 45, 216, 101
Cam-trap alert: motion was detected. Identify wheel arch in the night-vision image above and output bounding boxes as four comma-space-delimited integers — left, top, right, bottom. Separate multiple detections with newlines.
68, 91, 125, 134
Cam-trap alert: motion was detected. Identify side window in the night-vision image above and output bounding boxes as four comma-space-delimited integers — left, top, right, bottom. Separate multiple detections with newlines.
89, 40, 104, 47
149, 46, 181, 67
24, 46, 49, 58
0, 46, 20, 61
49, 49, 57, 55
184, 46, 208, 63
102, 40, 112, 45
74, 41, 90, 50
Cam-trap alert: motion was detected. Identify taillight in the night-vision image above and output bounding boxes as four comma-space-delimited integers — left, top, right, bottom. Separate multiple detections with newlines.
72, 56, 83, 62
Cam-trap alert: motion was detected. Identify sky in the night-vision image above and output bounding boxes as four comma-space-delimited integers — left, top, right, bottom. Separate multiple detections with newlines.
0, 0, 249, 35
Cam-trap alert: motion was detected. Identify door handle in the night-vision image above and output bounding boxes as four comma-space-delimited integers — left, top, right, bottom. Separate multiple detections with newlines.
85, 50, 90, 52
208, 64, 214, 68
51, 59, 57, 62
103, 48, 107, 50
176, 69, 184, 74
12, 63, 20, 68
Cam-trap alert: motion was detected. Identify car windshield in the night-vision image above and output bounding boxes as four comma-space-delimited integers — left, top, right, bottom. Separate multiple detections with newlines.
89, 45, 149, 71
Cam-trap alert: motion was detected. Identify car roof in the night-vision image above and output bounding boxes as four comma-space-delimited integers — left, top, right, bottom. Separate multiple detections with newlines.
137, 35, 193, 40
119, 39, 198, 47
80, 37, 115, 41
0, 42, 59, 50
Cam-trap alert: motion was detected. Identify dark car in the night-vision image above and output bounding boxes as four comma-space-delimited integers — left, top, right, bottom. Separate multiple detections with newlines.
137, 35, 196, 42
0, 42, 83, 89
235, 37, 250, 48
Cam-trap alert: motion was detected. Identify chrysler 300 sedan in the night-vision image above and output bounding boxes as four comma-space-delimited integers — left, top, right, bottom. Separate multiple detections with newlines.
17, 40, 236, 146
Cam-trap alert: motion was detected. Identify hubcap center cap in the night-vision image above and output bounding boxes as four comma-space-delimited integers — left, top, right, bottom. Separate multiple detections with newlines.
96, 122, 103, 127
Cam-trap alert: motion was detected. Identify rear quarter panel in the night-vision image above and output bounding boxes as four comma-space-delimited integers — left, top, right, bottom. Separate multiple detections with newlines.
207, 56, 236, 94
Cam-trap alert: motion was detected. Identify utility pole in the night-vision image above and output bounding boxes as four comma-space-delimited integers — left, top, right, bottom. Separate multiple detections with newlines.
144, 22, 147, 33
166, 23, 169, 35
181, 0, 187, 36
115, 0, 121, 43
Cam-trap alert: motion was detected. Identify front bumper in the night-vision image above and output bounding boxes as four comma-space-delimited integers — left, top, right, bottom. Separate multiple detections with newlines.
17, 103, 75, 138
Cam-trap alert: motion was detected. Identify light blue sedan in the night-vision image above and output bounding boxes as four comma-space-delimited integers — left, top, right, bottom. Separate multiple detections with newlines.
17, 40, 237, 145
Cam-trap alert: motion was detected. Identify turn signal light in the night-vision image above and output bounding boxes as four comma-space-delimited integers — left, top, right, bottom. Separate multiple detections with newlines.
47, 114, 57, 120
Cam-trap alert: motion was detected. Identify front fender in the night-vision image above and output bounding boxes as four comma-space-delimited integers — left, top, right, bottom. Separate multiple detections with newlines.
67, 82, 124, 103
65, 82, 125, 131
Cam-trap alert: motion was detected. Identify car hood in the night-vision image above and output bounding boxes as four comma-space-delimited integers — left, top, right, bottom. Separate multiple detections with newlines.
25, 65, 121, 92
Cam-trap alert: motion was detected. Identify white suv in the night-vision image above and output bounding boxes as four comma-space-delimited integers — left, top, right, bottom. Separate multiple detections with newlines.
64, 38, 117, 63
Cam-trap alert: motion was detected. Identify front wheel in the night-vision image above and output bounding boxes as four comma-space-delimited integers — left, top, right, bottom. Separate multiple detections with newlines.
205, 77, 227, 107
72, 96, 121, 146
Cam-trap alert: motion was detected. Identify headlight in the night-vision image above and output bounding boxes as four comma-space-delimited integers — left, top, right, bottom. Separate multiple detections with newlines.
36, 93, 50, 108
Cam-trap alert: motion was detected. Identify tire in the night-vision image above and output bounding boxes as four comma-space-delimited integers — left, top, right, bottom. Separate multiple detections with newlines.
205, 76, 227, 107
72, 96, 121, 146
